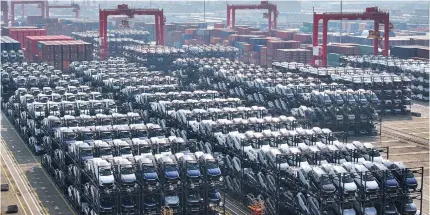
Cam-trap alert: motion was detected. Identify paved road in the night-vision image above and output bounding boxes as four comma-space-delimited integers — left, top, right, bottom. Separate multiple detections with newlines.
1, 113, 76, 215
1, 141, 45, 215
0, 159, 32, 215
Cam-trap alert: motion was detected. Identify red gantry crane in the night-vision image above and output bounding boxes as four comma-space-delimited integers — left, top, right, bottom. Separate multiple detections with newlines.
46, 2, 80, 18
1, 1, 8, 26
99, 4, 165, 60
227, 1, 278, 31
10, 0, 46, 26
311, 7, 393, 67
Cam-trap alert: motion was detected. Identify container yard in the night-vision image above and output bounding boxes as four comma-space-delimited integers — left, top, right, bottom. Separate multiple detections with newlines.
0, 1, 428, 215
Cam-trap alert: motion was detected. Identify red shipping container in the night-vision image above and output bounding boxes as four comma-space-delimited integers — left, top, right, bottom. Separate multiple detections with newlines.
293, 34, 312, 43
184, 29, 196, 35
25, 36, 74, 60
214, 23, 225, 28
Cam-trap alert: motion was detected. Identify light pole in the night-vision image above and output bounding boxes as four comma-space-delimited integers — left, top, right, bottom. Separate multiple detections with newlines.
340, 0, 343, 43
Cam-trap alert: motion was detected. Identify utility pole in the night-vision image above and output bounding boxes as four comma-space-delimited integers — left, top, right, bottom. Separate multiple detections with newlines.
340, 0, 343, 43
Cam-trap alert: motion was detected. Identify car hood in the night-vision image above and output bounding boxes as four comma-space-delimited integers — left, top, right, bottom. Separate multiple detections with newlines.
322, 184, 336, 192
165, 196, 180, 205
165, 170, 179, 179
100, 175, 115, 184
143, 172, 158, 180
344, 182, 357, 191
405, 203, 417, 212
406, 177, 418, 185
364, 180, 379, 189
187, 169, 201, 177
364, 207, 377, 215
121, 174, 136, 182
386, 179, 399, 187
343, 208, 356, 215
207, 167, 221, 176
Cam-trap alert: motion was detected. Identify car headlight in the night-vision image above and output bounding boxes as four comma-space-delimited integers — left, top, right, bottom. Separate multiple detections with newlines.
219, 176, 224, 182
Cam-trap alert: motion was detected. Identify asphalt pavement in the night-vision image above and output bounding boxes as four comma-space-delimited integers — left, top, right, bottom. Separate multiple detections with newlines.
1, 113, 76, 215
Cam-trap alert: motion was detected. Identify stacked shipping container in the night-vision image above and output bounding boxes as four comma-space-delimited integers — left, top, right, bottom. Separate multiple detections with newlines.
0, 36, 21, 51
6, 28, 47, 45
391, 45, 430, 59
23, 35, 74, 61
273, 49, 312, 64
37, 40, 93, 70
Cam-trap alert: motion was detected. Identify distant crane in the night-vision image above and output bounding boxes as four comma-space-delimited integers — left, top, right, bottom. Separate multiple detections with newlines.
10, 0, 47, 26
46, 2, 80, 18
98, 4, 165, 59
311, 6, 393, 67
227, 1, 279, 31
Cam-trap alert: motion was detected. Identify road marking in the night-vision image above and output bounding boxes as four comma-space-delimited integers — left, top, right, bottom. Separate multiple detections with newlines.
387, 145, 417, 149
410, 131, 429, 135
1, 157, 29, 215
390, 151, 429, 156
1, 141, 43, 215
364, 139, 399, 144
2, 115, 76, 215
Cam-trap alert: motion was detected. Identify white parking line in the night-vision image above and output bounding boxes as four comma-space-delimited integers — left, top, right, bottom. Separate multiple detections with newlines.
387, 145, 417, 149
390, 151, 429, 156
364, 139, 399, 144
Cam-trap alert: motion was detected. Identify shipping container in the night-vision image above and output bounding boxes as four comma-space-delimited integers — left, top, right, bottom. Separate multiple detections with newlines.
37, 40, 93, 70
24, 35, 74, 60
1, 26, 39, 36
0, 36, 21, 51
9, 29, 47, 45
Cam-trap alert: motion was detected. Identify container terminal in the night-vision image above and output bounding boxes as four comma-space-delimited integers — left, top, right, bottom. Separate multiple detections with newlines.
0, 1, 428, 215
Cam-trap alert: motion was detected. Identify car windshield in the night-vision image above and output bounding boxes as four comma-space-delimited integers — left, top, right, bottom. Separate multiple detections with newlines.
368, 150, 380, 157
212, 126, 222, 133
100, 147, 112, 156
100, 132, 112, 139
405, 170, 415, 178
100, 167, 112, 176
159, 145, 171, 152
122, 167, 134, 174
353, 153, 363, 158
119, 131, 131, 138
187, 162, 199, 170
207, 161, 219, 169
82, 133, 93, 141
52, 120, 61, 127
65, 133, 75, 141
81, 148, 92, 157
140, 146, 152, 153
321, 175, 332, 185
259, 139, 270, 146
342, 175, 354, 183
150, 129, 163, 137
120, 146, 132, 155
242, 140, 252, 147
165, 164, 177, 172
143, 165, 156, 173
364, 173, 375, 181
135, 130, 148, 138
34, 105, 44, 111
